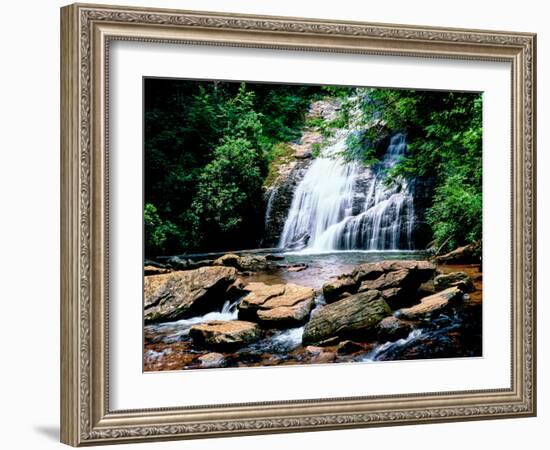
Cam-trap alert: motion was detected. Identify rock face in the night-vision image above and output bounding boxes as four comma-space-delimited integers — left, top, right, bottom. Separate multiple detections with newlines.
213, 254, 270, 272
433, 271, 474, 293
144, 266, 237, 323
263, 159, 312, 247
302, 290, 391, 346
322, 260, 437, 308
396, 287, 464, 320
189, 320, 261, 349
238, 282, 316, 327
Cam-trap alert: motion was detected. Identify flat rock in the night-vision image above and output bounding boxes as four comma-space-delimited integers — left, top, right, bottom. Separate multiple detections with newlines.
239, 282, 316, 328
190, 320, 261, 349
144, 266, 237, 323
302, 290, 391, 346
396, 287, 464, 320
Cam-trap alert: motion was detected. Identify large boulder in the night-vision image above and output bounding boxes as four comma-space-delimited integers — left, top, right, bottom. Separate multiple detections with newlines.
144, 266, 237, 323
239, 282, 316, 328
322, 260, 437, 306
396, 287, 464, 320
190, 320, 261, 349
433, 272, 474, 293
213, 254, 270, 272
302, 290, 391, 346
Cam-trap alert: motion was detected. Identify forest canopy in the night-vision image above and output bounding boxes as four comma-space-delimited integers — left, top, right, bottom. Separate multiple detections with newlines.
144, 79, 482, 256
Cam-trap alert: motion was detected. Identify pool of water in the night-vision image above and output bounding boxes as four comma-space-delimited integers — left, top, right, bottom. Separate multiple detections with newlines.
245, 250, 427, 289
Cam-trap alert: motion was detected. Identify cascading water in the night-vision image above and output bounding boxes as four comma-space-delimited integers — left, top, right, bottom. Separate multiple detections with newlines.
279, 123, 417, 252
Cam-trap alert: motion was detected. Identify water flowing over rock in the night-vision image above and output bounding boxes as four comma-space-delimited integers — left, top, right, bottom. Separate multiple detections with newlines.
278, 130, 420, 251
144, 266, 238, 323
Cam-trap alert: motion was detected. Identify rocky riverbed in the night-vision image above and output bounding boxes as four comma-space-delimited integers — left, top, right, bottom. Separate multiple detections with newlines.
144, 246, 482, 371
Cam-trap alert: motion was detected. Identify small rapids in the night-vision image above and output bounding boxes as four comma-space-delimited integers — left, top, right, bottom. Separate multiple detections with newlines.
145, 299, 239, 344
360, 329, 424, 362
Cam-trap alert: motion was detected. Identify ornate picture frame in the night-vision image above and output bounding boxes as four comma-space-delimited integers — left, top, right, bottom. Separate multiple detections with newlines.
60, 3, 536, 446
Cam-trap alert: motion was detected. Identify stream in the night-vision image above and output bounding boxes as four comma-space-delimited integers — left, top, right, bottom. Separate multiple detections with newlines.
144, 252, 482, 371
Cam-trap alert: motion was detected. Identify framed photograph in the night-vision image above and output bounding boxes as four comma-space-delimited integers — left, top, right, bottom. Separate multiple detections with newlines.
60, 3, 536, 446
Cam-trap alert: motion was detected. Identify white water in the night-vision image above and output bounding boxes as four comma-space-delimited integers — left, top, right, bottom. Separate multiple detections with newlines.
146, 299, 239, 344
279, 129, 416, 252
361, 328, 424, 362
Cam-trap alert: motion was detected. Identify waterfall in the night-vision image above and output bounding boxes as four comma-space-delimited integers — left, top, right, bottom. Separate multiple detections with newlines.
279, 131, 416, 252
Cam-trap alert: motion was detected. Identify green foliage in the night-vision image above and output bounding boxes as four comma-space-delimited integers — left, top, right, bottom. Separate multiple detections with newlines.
144, 203, 180, 255
264, 143, 295, 187
426, 175, 482, 251
144, 79, 321, 255
351, 88, 483, 249
192, 136, 264, 245
144, 78, 482, 256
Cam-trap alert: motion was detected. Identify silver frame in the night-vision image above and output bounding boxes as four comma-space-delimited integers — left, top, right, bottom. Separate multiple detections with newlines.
60, 3, 536, 446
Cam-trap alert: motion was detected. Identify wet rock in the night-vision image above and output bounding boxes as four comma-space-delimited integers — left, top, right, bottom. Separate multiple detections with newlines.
336, 340, 364, 355
190, 320, 261, 349
396, 287, 464, 320
213, 254, 269, 272
239, 282, 316, 327
302, 290, 391, 346
433, 272, 474, 293
263, 159, 312, 248
198, 352, 226, 368
377, 316, 413, 342
144, 266, 238, 323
